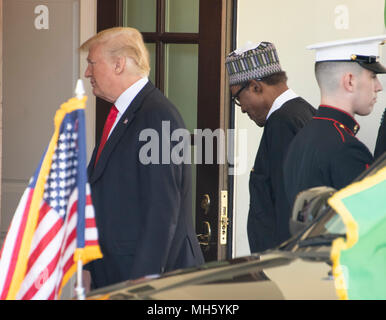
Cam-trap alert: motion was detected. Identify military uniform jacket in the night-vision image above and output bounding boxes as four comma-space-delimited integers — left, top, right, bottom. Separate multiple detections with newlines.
248, 97, 315, 253
284, 105, 374, 209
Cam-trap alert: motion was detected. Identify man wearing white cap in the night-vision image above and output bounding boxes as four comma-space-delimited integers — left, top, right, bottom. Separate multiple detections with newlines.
225, 42, 315, 253
284, 35, 386, 209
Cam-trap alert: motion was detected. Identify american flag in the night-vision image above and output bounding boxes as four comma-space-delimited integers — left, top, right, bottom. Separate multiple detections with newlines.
0, 101, 102, 300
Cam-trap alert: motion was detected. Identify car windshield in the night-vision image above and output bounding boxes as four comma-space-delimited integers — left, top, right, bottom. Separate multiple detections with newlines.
309, 152, 386, 240
300, 208, 345, 240
281, 152, 386, 251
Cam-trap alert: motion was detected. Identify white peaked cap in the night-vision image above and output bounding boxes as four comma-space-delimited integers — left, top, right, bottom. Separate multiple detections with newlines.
307, 35, 386, 73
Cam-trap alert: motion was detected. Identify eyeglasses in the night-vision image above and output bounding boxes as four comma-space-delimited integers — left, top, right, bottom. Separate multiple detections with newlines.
232, 82, 249, 106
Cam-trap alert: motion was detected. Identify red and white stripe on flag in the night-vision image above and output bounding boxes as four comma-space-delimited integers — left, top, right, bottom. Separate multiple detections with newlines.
0, 184, 99, 300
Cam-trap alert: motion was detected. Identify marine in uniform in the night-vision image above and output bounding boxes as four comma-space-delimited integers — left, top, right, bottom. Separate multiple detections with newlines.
225, 42, 316, 253
284, 35, 386, 209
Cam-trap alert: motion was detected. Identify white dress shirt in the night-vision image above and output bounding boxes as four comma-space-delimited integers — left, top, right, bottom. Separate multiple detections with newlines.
108, 77, 149, 138
266, 88, 299, 120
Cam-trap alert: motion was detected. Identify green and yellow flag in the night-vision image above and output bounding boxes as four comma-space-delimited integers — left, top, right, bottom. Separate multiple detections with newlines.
329, 166, 386, 300
384, 0, 386, 28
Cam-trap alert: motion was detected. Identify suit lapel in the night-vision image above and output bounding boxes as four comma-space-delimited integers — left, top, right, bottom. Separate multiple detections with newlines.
89, 82, 156, 184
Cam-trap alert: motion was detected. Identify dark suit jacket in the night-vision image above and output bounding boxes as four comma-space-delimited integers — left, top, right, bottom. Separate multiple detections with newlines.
86, 82, 204, 289
247, 97, 316, 253
374, 108, 386, 159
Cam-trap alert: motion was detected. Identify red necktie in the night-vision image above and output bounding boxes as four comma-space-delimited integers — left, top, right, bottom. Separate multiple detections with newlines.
94, 105, 118, 166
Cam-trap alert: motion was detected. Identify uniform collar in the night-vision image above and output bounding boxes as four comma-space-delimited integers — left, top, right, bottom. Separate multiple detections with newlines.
266, 88, 299, 120
315, 105, 360, 135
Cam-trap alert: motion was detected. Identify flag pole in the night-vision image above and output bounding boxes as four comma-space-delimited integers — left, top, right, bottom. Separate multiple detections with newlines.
75, 259, 85, 300
74, 79, 86, 300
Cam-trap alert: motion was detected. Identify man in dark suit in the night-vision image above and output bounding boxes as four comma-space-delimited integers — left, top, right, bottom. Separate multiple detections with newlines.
374, 107, 386, 159
284, 36, 386, 209
225, 42, 316, 253
80, 27, 204, 290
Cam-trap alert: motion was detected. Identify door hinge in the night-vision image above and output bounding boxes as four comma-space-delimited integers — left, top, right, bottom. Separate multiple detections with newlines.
220, 190, 228, 245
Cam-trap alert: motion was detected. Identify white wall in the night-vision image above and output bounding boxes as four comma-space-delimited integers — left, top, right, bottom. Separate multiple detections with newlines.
233, 0, 386, 257
61, 0, 97, 300
2, 0, 81, 246
0, 0, 96, 299
80, 0, 97, 159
